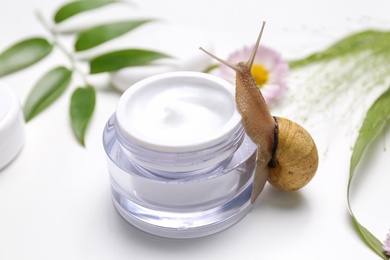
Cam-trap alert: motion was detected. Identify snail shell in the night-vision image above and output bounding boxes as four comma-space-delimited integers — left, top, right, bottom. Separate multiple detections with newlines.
268, 116, 319, 191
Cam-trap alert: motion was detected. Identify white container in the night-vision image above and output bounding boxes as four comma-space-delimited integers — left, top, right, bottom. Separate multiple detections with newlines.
0, 83, 25, 170
103, 72, 257, 238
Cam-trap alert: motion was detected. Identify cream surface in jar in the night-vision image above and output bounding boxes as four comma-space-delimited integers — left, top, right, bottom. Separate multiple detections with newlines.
116, 72, 241, 151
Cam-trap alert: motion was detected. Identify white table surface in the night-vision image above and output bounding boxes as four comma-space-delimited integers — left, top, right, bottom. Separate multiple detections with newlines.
1, 0, 390, 259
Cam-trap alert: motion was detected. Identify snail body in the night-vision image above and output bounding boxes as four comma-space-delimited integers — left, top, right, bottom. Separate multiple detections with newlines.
200, 22, 319, 202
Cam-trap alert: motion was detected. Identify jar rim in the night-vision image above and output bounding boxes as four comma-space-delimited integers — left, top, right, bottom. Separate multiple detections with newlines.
116, 71, 242, 152
103, 114, 256, 184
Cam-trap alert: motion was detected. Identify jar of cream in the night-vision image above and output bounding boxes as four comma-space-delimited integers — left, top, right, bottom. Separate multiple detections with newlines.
103, 71, 257, 238
0, 82, 25, 170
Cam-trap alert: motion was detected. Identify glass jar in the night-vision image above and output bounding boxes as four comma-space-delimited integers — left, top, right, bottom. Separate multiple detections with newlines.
103, 72, 257, 238
0, 82, 25, 170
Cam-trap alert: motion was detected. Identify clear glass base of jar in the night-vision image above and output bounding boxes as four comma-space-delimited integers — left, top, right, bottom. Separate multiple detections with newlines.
111, 180, 253, 239
103, 114, 257, 239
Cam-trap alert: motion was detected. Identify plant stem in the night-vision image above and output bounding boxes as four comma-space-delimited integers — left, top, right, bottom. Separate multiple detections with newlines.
35, 10, 91, 86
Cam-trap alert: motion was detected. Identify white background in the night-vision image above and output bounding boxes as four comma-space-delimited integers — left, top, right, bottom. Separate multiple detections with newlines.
1, 0, 390, 259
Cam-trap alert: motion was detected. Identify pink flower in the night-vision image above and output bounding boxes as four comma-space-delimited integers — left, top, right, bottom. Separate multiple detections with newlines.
384, 230, 390, 256
218, 45, 289, 107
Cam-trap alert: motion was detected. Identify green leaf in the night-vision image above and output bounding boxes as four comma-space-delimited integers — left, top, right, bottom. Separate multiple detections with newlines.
290, 30, 390, 69
75, 20, 152, 51
89, 49, 170, 74
349, 87, 390, 179
203, 63, 220, 73
351, 219, 388, 260
347, 86, 390, 260
24, 67, 72, 122
70, 86, 96, 146
54, 0, 117, 23
0, 38, 52, 77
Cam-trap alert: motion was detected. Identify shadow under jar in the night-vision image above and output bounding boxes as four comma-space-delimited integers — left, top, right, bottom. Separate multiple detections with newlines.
103, 72, 257, 238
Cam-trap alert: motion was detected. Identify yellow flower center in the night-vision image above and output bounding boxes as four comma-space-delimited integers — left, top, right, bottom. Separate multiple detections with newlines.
251, 64, 268, 88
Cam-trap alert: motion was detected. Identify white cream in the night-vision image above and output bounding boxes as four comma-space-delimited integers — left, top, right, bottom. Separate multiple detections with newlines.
116, 72, 242, 151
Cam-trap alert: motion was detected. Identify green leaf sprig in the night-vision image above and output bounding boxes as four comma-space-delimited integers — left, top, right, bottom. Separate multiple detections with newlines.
290, 30, 390, 69
0, 0, 170, 146
347, 86, 390, 260
288, 30, 390, 258
286, 30, 390, 126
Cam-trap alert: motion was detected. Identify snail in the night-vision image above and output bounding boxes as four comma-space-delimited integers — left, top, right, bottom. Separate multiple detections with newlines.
200, 22, 319, 202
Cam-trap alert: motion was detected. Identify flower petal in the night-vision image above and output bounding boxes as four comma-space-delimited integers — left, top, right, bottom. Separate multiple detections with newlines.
218, 45, 289, 107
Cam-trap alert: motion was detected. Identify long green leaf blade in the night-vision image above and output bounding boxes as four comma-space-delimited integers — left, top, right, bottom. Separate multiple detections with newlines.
24, 67, 72, 122
54, 0, 117, 23
70, 86, 96, 146
89, 49, 170, 74
75, 20, 152, 51
290, 30, 390, 69
348, 86, 390, 259
0, 38, 52, 77
349, 87, 390, 178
